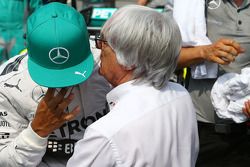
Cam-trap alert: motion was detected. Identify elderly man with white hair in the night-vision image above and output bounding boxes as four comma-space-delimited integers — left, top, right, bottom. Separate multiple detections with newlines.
64, 5, 198, 167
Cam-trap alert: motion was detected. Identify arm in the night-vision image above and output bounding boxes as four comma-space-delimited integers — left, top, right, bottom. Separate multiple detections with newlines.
177, 38, 245, 69
0, 55, 79, 166
0, 86, 80, 166
177, 46, 205, 69
0, 88, 47, 167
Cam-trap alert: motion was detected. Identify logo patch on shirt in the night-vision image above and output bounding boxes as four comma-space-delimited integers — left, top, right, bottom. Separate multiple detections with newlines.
206, 0, 221, 9
4, 79, 22, 92
46, 139, 77, 158
31, 85, 46, 103
74, 71, 87, 78
0, 132, 10, 139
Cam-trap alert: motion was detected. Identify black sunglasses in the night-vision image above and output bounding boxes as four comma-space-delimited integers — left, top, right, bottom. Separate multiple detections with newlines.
90, 34, 108, 49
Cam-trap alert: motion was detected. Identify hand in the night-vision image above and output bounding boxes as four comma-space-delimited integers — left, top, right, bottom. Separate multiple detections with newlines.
31, 88, 80, 137
137, 0, 148, 6
243, 100, 250, 118
202, 38, 245, 65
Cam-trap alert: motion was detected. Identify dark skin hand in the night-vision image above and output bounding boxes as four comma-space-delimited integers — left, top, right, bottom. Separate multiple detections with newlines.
31, 88, 80, 137
243, 100, 250, 118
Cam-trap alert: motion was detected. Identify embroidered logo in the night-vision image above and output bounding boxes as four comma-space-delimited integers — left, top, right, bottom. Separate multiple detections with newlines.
74, 71, 87, 78
47, 140, 63, 152
32, 85, 46, 103
206, 0, 221, 10
4, 79, 22, 92
49, 47, 69, 64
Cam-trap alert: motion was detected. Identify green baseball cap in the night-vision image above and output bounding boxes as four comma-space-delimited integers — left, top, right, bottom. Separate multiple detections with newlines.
27, 2, 94, 88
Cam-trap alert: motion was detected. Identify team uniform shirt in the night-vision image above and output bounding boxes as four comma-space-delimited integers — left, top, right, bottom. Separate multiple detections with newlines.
0, 53, 111, 167
67, 81, 199, 167
188, 0, 250, 123
0, 0, 42, 62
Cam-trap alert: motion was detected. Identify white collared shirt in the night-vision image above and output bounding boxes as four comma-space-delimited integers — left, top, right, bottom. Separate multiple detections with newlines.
68, 81, 199, 167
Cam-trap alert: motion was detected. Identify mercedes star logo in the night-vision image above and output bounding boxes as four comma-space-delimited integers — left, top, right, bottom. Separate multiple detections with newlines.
206, 0, 221, 10
31, 85, 46, 103
49, 47, 70, 64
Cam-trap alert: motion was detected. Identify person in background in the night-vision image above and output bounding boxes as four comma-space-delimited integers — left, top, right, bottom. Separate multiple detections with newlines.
0, 2, 110, 167
177, 0, 250, 166
137, 0, 172, 9
0, 0, 42, 64
65, 5, 198, 167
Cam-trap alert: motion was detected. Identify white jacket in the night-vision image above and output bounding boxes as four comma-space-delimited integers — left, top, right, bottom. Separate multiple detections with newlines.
0, 53, 111, 167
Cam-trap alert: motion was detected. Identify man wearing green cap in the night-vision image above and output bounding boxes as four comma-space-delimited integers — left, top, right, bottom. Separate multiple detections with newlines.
0, 2, 110, 166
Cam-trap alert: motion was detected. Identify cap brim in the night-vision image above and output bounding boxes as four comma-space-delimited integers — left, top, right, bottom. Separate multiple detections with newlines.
28, 53, 94, 88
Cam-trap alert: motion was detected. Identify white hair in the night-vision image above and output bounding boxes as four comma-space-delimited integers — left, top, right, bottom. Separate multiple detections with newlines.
101, 5, 181, 89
